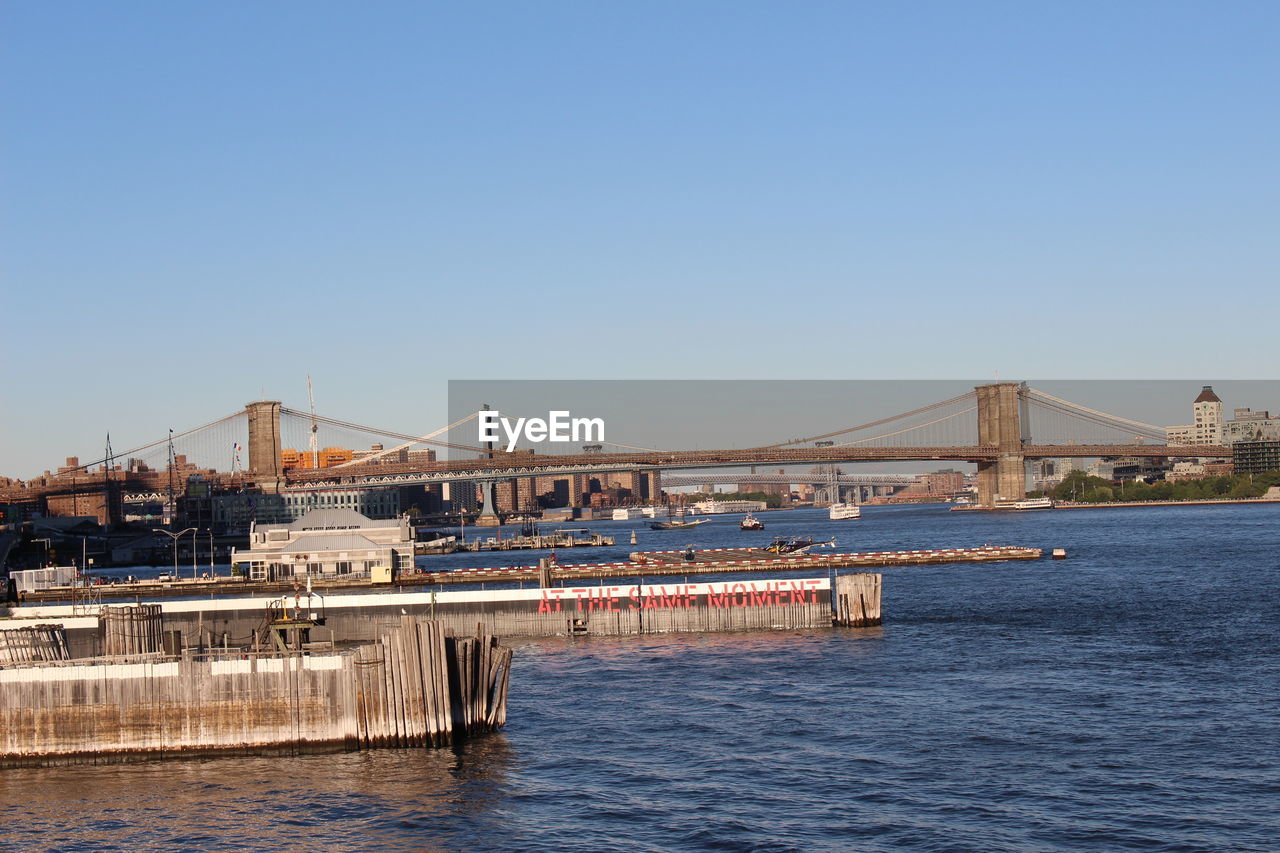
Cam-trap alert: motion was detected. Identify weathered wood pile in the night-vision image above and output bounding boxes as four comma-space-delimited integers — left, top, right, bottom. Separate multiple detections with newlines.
448, 628, 512, 734
351, 617, 512, 747
99, 605, 164, 655
833, 573, 883, 628
0, 625, 70, 663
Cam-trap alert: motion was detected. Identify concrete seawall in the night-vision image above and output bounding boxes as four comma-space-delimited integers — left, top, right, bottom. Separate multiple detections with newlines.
0, 618, 512, 767
1, 575, 877, 655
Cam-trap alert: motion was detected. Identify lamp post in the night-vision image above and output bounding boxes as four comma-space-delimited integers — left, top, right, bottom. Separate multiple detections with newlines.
153, 527, 196, 580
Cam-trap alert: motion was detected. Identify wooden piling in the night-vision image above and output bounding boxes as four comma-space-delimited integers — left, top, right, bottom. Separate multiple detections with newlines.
0, 625, 70, 663
100, 605, 164, 656
833, 573, 882, 627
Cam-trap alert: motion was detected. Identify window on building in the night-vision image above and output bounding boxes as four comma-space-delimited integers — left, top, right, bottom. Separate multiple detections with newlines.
307, 562, 321, 576
336, 561, 352, 574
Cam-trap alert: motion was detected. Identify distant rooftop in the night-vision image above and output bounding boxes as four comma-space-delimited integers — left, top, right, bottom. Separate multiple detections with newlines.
1194, 385, 1221, 404
281, 508, 399, 531
282, 533, 379, 553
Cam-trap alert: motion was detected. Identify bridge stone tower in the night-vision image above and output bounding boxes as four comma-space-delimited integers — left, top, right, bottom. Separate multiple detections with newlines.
975, 382, 1029, 506
245, 401, 284, 493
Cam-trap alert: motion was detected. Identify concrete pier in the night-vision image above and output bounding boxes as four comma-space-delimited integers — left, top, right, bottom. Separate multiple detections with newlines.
0, 617, 511, 767
2, 574, 879, 656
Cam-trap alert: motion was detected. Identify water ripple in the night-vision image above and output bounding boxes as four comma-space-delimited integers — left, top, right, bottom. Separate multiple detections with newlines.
3, 505, 1279, 851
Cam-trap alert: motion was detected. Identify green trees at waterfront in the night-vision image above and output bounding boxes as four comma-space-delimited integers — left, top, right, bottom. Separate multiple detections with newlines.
1048, 469, 1280, 503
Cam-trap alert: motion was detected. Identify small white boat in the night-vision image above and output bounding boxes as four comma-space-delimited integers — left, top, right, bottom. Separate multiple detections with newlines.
649, 518, 709, 531
828, 502, 862, 520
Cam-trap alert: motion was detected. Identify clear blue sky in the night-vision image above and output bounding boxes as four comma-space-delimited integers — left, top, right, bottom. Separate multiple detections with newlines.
2, 1, 1277, 476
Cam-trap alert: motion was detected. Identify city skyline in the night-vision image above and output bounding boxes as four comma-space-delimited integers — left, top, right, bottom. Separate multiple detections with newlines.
6, 378, 1279, 482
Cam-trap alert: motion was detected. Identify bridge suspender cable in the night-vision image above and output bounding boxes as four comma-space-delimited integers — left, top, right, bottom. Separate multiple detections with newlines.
834, 406, 977, 446
60, 411, 246, 475
760, 390, 977, 449
279, 408, 491, 454
323, 412, 482, 469
287, 407, 669, 458
1026, 390, 1167, 439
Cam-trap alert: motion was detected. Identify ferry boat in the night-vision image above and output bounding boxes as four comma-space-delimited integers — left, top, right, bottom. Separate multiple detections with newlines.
649, 501, 709, 530
828, 503, 862, 520
994, 497, 1055, 511
739, 513, 764, 531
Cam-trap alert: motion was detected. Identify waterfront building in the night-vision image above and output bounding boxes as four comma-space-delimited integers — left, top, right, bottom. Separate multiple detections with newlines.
1222, 410, 1280, 445
1168, 390, 1280, 448
1087, 460, 1116, 480
231, 508, 414, 582
1167, 461, 1206, 481
281, 487, 399, 520
208, 492, 291, 529
1233, 440, 1280, 475
1166, 385, 1223, 446
442, 481, 478, 513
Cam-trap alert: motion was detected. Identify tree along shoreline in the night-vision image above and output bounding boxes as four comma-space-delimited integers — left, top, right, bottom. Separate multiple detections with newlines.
1034, 469, 1280, 504
1052, 495, 1280, 510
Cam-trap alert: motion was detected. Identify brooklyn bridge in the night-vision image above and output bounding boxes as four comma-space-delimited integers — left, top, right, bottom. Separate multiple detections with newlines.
2, 382, 1229, 512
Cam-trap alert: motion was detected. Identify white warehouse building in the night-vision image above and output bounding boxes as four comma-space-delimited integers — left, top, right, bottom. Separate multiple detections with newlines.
231, 508, 415, 582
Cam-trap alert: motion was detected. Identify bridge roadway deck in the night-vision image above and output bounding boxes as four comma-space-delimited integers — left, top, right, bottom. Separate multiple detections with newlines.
283, 444, 1231, 489
13, 545, 1042, 604
1, 444, 1230, 500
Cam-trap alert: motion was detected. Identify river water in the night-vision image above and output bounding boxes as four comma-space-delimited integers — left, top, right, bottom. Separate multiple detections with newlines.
3, 504, 1278, 852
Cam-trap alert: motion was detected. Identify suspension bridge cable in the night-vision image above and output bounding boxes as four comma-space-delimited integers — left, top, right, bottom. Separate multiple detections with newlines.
760, 391, 978, 449
1026, 390, 1167, 436
1027, 399, 1160, 442
62, 411, 246, 474
324, 412, 481, 469
1025, 394, 1167, 441
836, 406, 978, 446
280, 408, 490, 454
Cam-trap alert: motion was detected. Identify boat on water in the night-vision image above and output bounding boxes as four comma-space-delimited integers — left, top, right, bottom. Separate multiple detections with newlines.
828, 503, 862, 520
994, 497, 1055, 511
649, 518, 710, 530
650, 498, 708, 530
739, 512, 764, 531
